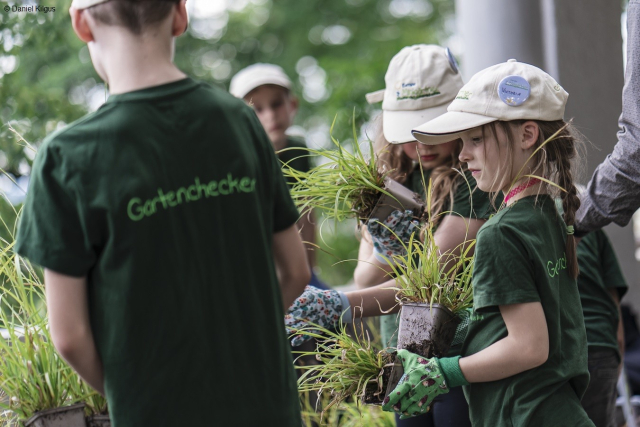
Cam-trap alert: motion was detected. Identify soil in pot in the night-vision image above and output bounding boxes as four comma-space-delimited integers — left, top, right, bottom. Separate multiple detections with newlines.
24, 403, 87, 427
358, 177, 425, 223
362, 353, 395, 405
396, 303, 461, 359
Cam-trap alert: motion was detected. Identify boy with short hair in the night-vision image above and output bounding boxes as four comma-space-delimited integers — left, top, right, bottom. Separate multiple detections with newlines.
15, 1, 309, 426
230, 65, 320, 280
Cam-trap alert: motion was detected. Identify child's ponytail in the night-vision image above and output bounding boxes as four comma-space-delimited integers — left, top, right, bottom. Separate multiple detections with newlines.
535, 121, 582, 280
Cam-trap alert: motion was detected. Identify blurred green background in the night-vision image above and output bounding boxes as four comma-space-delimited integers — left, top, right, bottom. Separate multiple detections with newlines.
0, 0, 453, 286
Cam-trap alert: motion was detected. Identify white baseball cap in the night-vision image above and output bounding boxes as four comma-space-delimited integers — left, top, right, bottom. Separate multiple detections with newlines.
229, 63, 293, 99
365, 45, 464, 144
412, 59, 569, 145
71, 0, 110, 8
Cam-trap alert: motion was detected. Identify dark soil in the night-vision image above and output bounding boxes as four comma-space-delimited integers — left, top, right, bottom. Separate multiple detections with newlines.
397, 307, 461, 359
362, 353, 394, 405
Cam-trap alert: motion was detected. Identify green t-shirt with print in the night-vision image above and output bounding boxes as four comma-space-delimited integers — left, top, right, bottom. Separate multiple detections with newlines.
577, 229, 627, 358
380, 166, 497, 349
15, 78, 302, 427
461, 195, 592, 427
278, 136, 311, 187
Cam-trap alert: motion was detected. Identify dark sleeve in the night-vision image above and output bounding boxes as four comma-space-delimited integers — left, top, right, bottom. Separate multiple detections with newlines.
598, 230, 628, 297
450, 171, 496, 220
472, 223, 540, 311
15, 140, 99, 277
576, 1, 640, 232
246, 113, 299, 232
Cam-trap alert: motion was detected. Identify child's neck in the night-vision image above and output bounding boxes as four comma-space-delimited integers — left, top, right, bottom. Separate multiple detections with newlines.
96, 31, 186, 95
502, 178, 545, 206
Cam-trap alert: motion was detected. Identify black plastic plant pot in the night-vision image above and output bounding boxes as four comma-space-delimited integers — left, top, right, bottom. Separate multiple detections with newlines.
24, 403, 87, 427
396, 303, 461, 359
86, 415, 110, 427
383, 304, 462, 402
367, 177, 425, 223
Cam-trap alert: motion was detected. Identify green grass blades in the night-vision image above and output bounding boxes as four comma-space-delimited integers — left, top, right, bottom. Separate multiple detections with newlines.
281, 115, 391, 224
292, 322, 394, 415
300, 390, 395, 426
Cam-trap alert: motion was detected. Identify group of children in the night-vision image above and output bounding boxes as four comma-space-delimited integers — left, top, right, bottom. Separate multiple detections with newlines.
11, 0, 629, 426
284, 46, 628, 427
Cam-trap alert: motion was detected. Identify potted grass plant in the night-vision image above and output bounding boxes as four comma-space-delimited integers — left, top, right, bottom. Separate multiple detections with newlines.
282, 117, 425, 225
300, 390, 395, 427
293, 323, 396, 412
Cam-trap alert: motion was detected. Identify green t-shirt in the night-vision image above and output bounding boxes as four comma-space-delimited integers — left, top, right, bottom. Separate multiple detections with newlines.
577, 229, 627, 358
15, 78, 302, 427
278, 136, 311, 187
462, 195, 592, 427
380, 166, 497, 349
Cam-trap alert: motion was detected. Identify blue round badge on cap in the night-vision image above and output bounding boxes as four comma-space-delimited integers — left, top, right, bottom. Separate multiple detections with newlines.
497, 75, 530, 106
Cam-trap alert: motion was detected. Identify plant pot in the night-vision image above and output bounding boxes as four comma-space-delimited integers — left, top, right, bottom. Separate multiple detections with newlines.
367, 177, 425, 223
86, 415, 110, 427
396, 303, 461, 359
24, 403, 87, 427
362, 354, 395, 406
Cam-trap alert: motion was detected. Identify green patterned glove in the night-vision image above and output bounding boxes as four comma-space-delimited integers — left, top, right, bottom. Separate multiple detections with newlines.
382, 350, 468, 419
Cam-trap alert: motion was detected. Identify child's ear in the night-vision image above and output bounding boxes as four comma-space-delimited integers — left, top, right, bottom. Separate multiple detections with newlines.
69, 7, 94, 43
520, 121, 539, 150
290, 96, 299, 114
172, 0, 189, 37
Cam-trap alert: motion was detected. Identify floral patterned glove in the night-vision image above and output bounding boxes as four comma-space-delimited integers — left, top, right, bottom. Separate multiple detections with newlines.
285, 285, 351, 347
368, 210, 419, 262
382, 350, 468, 419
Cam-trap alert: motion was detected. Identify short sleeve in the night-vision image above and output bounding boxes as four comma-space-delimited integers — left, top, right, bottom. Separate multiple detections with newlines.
246, 113, 299, 232
15, 141, 100, 277
472, 223, 540, 311
598, 230, 628, 296
450, 171, 497, 220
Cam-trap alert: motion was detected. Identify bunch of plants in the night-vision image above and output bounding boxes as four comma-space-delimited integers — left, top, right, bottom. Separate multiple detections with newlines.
0, 232, 108, 426
282, 118, 425, 226
300, 390, 394, 427
293, 322, 396, 415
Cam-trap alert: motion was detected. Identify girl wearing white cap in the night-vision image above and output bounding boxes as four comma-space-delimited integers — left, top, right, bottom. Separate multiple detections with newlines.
381, 60, 594, 426
286, 44, 496, 427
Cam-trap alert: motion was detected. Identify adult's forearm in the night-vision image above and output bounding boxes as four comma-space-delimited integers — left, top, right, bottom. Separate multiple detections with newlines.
345, 278, 400, 317
576, 1, 640, 233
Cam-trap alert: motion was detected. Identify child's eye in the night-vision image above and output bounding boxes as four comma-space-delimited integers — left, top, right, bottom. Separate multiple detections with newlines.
471, 137, 483, 144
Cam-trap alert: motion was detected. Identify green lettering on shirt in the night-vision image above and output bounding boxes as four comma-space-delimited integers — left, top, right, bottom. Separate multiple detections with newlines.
547, 252, 567, 277
126, 174, 257, 221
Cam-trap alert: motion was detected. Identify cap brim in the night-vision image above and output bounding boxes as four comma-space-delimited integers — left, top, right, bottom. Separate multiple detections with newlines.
411, 111, 497, 145
233, 76, 292, 99
383, 103, 449, 144
71, 0, 110, 9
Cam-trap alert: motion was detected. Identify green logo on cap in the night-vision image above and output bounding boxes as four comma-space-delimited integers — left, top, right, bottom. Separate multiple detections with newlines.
455, 90, 472, 101
396, 85, 440, 100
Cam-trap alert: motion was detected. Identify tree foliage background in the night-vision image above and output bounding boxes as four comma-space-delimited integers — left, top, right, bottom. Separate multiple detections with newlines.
0, 0, 454, 285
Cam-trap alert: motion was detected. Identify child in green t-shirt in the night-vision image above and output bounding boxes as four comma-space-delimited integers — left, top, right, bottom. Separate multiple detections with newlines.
15, 2, 310, 426
397, 60, 594, 426
230, 64, 321, 282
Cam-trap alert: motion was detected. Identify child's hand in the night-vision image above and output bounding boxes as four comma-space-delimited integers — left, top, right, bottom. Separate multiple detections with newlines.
382, 350, 449, 419
367, 210, 419, 262
284, 285, 347, 347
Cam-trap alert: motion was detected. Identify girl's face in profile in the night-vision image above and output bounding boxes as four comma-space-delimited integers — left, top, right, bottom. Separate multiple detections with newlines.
458, 125, 510, 193
402, 140, 459, 170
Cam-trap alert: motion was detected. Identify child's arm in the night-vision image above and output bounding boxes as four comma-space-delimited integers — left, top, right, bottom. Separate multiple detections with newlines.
44, 269, 104, 395
273, 223, 311, 309
353, 227, 394, 289
298, 210, 316, 268
459, 302, 549, 382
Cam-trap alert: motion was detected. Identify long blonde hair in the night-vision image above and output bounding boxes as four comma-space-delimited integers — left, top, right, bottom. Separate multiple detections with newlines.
372, 115, 464, 227
482, 120, 583, 279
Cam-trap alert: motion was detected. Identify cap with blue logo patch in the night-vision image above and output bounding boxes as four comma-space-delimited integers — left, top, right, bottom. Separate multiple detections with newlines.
412, 59, 568, 145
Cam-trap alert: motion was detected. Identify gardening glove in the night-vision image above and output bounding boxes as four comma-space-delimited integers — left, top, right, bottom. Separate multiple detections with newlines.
367, 210, 419, 263
451, 308, 473, 347
382, 350, 468, 419
285, 285, 352, 347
